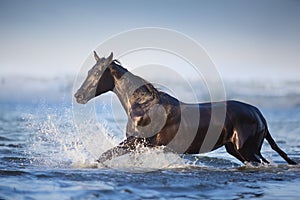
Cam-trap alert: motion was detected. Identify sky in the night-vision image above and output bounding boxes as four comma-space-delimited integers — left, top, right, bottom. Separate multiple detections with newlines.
0, 0, 299, 80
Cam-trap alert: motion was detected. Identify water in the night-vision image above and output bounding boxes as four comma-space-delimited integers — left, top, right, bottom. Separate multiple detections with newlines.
1, 78, 300, 199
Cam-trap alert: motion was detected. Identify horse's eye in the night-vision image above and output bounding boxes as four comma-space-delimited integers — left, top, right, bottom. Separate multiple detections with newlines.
95, 71, 100, 77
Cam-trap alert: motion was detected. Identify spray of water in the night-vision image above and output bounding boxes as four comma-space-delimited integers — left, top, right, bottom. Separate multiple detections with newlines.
26, 105, 194, 171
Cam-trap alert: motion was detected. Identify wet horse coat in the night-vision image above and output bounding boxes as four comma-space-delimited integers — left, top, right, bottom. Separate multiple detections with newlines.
74, 52, 297, 165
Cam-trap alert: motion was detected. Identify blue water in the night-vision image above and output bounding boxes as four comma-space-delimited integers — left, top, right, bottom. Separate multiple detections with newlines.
1, 79, 300, 199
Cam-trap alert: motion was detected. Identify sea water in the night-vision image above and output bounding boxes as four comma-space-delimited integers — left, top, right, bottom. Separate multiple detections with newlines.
0, 77, 300, 199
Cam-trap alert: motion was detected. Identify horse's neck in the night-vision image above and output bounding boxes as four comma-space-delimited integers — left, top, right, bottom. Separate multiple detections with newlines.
111, 64, 158, 114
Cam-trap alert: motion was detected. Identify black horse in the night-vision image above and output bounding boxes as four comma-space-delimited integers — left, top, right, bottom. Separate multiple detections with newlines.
74, 51, 297, 165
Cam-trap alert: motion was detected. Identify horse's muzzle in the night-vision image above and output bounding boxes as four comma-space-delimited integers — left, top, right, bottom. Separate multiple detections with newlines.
74, 92, 87, 104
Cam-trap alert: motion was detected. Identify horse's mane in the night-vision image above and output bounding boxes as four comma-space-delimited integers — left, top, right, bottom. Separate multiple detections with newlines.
111, 59, 160, 99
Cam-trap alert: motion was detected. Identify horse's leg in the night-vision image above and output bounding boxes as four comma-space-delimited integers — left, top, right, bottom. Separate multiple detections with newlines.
238, 148, 263, 164
96, 136, 152, 163
238, 133, 269, 165
96, 145, 131, 163
257, 152, 269, 164
229, 124, 269, 165
226, 142, 264, 164
225, 143, 246, 164
239, 151, 269, 164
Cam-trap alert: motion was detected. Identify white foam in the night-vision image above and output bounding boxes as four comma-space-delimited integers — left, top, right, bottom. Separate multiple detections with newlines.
99, 146, 186, 172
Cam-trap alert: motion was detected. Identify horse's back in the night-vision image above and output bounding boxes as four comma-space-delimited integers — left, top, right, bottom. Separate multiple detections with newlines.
179, 100, 264, 131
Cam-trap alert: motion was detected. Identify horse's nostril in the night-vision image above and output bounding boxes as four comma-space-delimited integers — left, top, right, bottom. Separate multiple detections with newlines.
75, 93, 82, 99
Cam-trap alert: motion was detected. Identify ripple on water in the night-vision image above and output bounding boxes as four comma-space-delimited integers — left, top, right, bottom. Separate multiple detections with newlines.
0, 169, 30, 176
1, 103, 300, 199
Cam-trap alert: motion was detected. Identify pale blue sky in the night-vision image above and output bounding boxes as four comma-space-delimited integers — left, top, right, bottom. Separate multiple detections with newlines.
0, 0, 299, 80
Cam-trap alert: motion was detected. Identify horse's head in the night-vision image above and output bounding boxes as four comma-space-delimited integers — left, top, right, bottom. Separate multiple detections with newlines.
74, 51, 114, 104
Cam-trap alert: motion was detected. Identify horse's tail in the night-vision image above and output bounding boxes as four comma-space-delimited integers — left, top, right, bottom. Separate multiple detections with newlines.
256, 108, 297, 165
265, 129, 297, 165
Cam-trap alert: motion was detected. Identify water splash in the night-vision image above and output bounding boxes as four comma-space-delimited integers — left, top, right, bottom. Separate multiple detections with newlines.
99, 146, 187, 172
26, 105, 189, 170
26, 106, 99, 168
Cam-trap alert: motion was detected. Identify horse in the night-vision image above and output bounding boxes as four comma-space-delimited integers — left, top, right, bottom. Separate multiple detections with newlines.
74, 51, 297, 165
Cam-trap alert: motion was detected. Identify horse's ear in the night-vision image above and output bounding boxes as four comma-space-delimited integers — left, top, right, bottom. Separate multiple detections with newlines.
94, 51, 100, 62
106, 52, 113, 63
